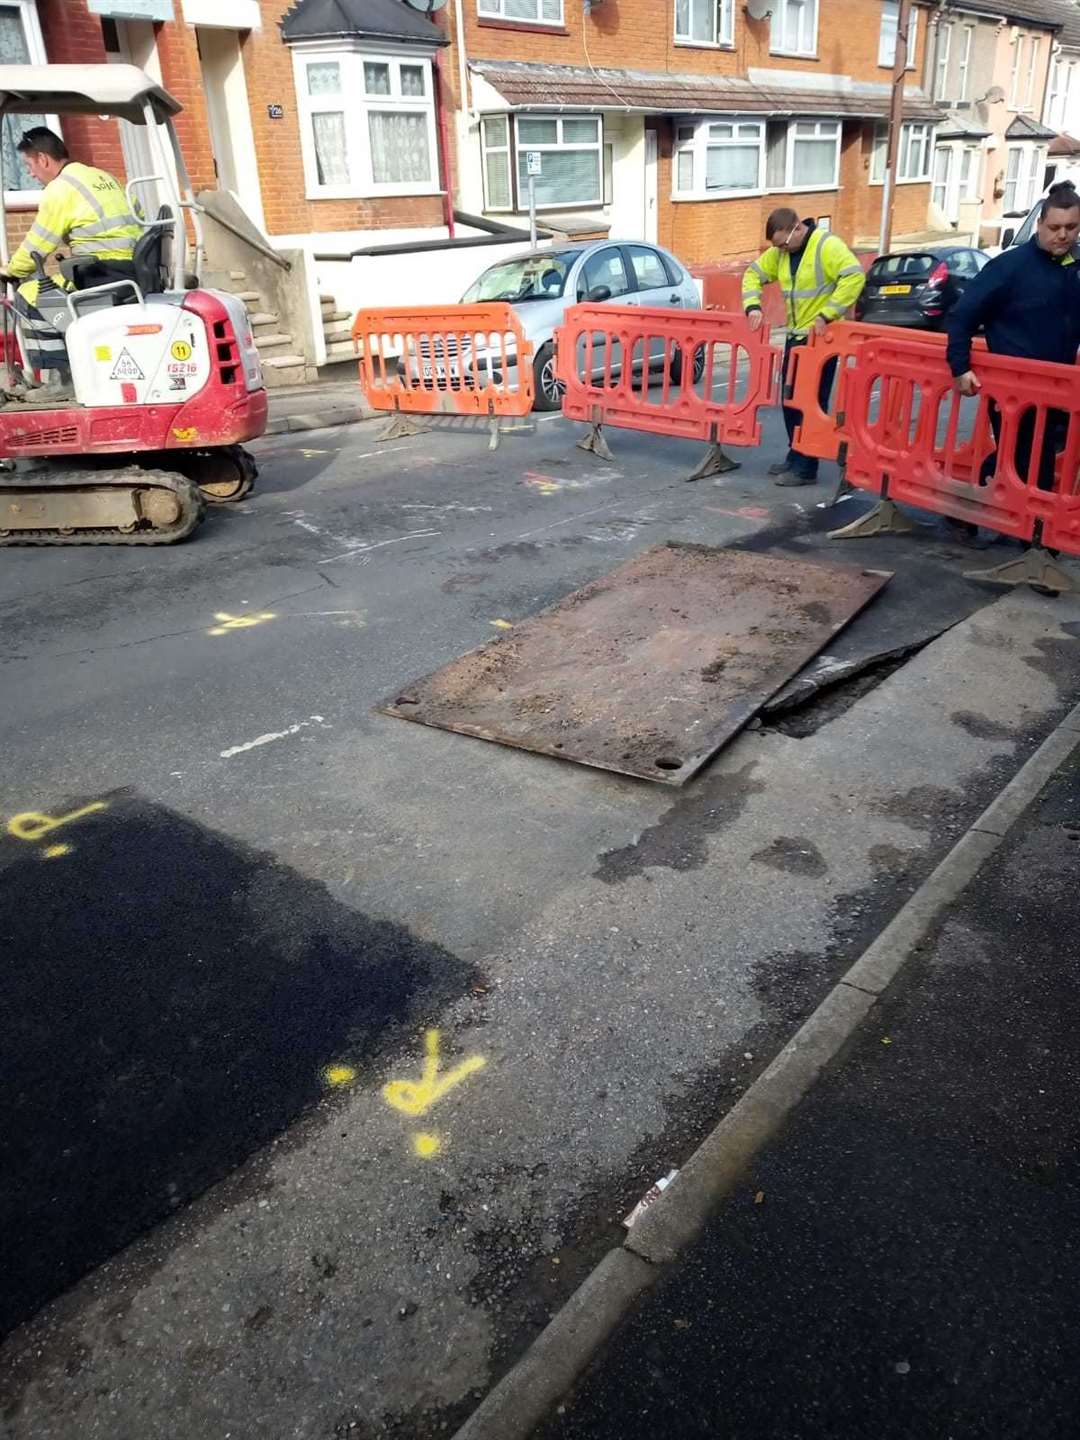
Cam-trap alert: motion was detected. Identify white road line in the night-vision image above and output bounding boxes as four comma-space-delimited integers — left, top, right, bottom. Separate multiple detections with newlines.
219, 715, 329, 760
322, 530, 441, 563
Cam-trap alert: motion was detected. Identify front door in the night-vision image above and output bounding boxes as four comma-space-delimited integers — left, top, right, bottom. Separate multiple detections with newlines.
933, 145, 956, 224
194, 27, 266, 229
644, 130, 659, 244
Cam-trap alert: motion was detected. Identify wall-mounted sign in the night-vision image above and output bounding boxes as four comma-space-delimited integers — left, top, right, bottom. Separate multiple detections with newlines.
267, 104, 284, 121
525, 151, 543, 177
88, 0, 174, 18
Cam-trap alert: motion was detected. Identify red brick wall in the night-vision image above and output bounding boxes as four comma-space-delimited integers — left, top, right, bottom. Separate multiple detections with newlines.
239, 2, 444, 237
38, 1, 125, 178
442, 0, 930, 104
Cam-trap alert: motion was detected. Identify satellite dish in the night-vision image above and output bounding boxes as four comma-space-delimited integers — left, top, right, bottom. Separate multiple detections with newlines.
745, 0, 772, 20
984, 84, 1006, 104
404, 0, 448, 11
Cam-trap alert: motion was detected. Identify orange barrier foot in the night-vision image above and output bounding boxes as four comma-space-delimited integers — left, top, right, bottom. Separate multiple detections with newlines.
687, 442, 740, 482
963, 545, 1079, 595
829, 498, 917, 539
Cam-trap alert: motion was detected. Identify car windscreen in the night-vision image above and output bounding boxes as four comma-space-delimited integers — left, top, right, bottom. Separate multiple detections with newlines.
1011, 203, 1040, 249
461, 251, 579, 303
867, 253, 935, 281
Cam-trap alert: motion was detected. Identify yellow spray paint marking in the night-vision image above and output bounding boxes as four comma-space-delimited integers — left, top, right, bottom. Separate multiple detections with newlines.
383, 1029, 486, 1118
490, 619, 513, 630
524, 472, 562, 495
413, 1132, 442, 1158
208, 610, 276, 637
8, 800, 107, 853
324, 1063, 357, 1087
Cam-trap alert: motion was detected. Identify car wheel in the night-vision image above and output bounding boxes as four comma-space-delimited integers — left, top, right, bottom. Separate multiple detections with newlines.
532, 342, 564, 412
670, 343, 706, 385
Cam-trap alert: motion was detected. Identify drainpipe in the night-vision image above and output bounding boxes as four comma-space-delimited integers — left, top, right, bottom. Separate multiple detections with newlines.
434, 51, 456, 239
454, 0, 470, 114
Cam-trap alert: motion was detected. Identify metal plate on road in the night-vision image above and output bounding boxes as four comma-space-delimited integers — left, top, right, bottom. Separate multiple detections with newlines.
380, 544, 891, 785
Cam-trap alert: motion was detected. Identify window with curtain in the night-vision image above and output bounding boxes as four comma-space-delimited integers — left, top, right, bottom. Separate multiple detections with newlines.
789, 120, 840, 187
870, 121, 934, 182
771, 0, 817, 56
293, 49, 437, 197
878, 0, 918, 70
0, 2, 50, 197
1003, 146, 1022, 210
675, 0, 734, 47
515, 116, 602, 208
957, 25, 973, 102
477, 0, 563, 23
673, 118, 764, 198
481, 115, 512, 211
1009, 36, 1025, 108
934, 23, 951, 101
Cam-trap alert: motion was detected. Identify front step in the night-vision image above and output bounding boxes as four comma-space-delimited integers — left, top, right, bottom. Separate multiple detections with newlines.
323, 318, 354, 342
262, 353, 314, 388
323, 338, 358, 364
255, 332, 295, 351
249, 311, 279, 329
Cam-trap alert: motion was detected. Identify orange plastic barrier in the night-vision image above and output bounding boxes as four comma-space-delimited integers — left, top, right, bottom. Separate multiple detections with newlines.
353, 303, 534, 420
554, 303, 779, 451
841, 330, 1080, 553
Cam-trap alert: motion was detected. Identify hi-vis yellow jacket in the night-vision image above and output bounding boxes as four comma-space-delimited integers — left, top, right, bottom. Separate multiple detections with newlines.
741, 226, 865, 336
8, 162, 142, 306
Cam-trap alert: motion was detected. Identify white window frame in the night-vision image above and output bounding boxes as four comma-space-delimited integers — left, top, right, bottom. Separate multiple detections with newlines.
674, 0, 734, 48
771, 0, 818, 58
960, 143, 979, 200
934, 22, 951, 101
878, 0, 918, 72
1047, 56, 1063, 129
958, 25, 973, 103
0, 0, 58, 208
477, 0, 564, 24
672, 116, 765, 200
1009, 34, 1025, 109
1003, 142, 1044, 211
480, 114, 513, 212
870, 121, 934, 183
1024, 35, 1039, 111
481, 113, 604, 212
776, 119, 842, 192
291, 44, 440, 201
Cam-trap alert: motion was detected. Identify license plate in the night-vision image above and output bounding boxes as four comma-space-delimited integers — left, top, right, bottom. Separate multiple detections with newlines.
880, 284, 912, 295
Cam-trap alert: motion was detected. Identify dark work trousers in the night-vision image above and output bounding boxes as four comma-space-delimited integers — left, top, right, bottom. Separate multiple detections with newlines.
782, 335, 838, 480
979, 402, 1068, 492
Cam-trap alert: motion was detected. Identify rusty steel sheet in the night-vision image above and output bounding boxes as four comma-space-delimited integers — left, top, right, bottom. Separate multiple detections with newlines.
379, 544, 891, 785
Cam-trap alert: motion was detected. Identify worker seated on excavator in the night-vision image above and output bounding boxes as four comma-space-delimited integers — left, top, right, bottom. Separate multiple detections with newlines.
0, 127, 142, 386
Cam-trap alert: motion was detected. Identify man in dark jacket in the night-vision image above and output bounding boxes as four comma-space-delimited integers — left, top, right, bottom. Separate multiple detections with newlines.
946, 182, 1080, 499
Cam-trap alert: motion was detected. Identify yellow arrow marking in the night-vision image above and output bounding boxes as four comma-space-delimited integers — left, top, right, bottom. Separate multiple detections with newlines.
383, 1029, 486, 1118
208, 611, 276, 637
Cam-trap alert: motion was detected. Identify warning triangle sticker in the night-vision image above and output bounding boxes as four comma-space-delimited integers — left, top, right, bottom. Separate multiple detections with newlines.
110, 348, 145, 382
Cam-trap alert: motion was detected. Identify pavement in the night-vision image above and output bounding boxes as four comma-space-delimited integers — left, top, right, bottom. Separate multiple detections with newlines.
265, 369, 373, 435
2, 400, 1080, 1439
537, 740, 1080, 1440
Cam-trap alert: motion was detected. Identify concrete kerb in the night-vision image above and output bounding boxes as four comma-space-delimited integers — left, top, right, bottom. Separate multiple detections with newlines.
451, 695, 1080, 1440
265, 405, 374, 436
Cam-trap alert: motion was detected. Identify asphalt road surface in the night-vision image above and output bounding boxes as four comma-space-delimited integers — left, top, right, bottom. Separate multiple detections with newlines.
2, 405, 1080, 1438
540, 750, 1080, 1440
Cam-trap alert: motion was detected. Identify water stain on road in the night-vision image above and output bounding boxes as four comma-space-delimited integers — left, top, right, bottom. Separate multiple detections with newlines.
594, 761, 765, 883
750, 835, 829, 878
0, 791, 474, 1337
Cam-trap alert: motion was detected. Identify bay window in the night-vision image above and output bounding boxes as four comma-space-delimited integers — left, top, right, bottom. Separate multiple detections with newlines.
477, 0, 563, 23
481, 114, 603, 211
789, 120, 841, 188
1004, 144, 1045, 212
675, 0, 734, 47
870, 121, 934, 182
0, 0, 52, 202
771, 0, 817, 56
673, 118, 764, 199
293, 49, 439, 198
878, 0, 918, 71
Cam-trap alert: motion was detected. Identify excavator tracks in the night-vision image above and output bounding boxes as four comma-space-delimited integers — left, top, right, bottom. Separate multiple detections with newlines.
0, 467, 205, 546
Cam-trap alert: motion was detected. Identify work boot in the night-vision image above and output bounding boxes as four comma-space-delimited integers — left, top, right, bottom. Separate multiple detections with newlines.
774, 471, 817, 487
19, 382, 74, 406
768, 459, 796, 475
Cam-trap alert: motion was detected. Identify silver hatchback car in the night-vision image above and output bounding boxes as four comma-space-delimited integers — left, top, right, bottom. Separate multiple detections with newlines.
458, 239, 702, 410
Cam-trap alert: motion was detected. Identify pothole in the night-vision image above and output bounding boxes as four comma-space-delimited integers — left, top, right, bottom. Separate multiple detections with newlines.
761, 644, 928, 738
